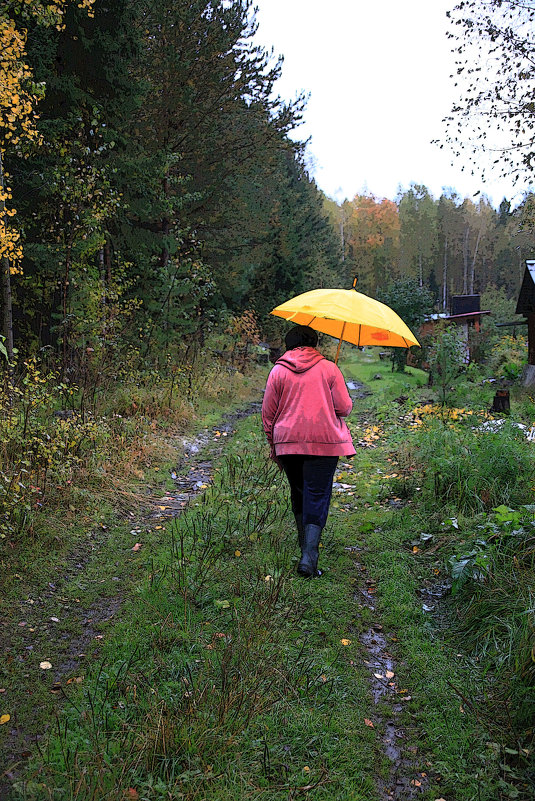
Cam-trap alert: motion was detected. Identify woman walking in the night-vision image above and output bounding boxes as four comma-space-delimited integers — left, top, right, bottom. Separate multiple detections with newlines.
261, 325, 355, 577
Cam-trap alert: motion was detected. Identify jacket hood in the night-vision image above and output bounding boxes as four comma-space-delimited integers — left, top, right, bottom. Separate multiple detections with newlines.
275, 346, 325, 374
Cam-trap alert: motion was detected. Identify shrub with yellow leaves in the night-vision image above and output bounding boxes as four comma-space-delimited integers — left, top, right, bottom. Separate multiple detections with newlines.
0, 0, 95, 273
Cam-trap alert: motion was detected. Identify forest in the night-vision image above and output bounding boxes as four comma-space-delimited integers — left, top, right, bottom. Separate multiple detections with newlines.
1, 1, 535, 800
1, 0, 535, 372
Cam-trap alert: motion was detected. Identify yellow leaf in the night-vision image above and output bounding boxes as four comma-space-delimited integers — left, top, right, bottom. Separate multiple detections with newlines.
234, 550, 241, 557
340, 638, 351, 646
0, 714, 10, 725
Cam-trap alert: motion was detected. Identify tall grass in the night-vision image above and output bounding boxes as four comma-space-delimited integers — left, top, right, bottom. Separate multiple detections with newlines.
17, 442, 375, 800
447, 506, 535, 736
391, 418, 535, 514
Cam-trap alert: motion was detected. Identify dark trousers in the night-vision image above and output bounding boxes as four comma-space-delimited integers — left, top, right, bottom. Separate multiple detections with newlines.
278, 455, 339, 529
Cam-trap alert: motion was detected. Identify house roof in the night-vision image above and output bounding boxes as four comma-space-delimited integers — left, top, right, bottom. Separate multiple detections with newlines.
446, 310, 491, 321
424, 311, 490, 323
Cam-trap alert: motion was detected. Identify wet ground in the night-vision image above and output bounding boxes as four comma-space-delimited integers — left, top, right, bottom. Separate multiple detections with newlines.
0, 403, 261, 794
354, 548, 429, 799
2, 396, 439, 800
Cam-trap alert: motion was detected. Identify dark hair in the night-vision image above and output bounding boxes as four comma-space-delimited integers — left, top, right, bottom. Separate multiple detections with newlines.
284, 325, 318, 350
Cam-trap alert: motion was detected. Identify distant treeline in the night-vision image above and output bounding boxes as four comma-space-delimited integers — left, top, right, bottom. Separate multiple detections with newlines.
324, 188, 535, 308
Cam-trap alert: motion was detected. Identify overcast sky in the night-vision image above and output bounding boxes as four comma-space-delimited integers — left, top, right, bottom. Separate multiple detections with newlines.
253, 0, 531, 208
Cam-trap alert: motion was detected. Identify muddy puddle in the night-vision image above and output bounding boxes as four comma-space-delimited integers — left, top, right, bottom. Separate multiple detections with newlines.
151, 401, 262, 519
346, 379, 372, 399
350, 544, 430, 799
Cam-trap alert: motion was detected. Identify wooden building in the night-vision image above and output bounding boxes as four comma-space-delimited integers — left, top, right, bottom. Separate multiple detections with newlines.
515, 259, 535, 385
420, 295, 491, 363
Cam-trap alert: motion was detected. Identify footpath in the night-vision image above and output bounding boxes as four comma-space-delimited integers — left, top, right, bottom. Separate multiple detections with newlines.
1, 380, 530, 800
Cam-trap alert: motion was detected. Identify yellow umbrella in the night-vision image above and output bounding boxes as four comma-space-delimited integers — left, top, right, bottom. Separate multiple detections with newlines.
270, 282, 420, 364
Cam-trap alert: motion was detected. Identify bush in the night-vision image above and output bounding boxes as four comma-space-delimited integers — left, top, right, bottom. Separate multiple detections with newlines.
427, 323, 466, 405
448, 504, 535, 733
394, 417, 535, 514
489, 334, 528, 379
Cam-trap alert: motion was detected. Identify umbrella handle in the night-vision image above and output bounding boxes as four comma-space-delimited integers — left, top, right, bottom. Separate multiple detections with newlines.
334, 322, 346, 365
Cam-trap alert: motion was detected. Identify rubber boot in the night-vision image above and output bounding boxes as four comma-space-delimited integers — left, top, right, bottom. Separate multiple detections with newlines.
294, 513, 305, 550
297, 523, 322, 578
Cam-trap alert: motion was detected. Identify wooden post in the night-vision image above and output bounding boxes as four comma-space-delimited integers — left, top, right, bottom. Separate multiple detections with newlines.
528, 313, 535, 365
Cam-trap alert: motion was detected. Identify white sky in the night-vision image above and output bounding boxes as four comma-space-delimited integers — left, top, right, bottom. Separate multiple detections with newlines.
253, 0, 532, 208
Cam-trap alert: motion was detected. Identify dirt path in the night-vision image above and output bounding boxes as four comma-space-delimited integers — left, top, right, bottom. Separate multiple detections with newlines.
2, 392, 431, 800
0, 403, 261, 796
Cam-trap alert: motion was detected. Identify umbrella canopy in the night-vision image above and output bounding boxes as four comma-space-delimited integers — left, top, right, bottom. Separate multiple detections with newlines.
271, 286, 420, 362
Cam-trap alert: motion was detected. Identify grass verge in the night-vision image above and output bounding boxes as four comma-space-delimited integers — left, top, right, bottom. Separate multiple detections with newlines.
4, 349, 534, 800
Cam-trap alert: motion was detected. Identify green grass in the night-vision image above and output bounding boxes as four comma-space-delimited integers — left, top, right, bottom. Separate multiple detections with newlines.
4, 349, 535, 801
13, 422, 381, 800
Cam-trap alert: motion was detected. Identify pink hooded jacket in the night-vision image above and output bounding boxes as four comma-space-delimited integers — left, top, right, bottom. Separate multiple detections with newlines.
261, 346, 356, 457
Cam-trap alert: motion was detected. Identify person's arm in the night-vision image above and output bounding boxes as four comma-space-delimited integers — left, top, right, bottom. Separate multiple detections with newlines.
261, 369, 282, 451
329, 366, 353, 418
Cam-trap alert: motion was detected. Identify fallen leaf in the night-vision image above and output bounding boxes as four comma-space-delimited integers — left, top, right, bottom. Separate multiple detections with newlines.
234, 550, 241, 557
386, 670, 395, 679
303, 766, 310, 773
364, 718, 374, 728
131, 543, 142, 552
0, 714, 10, 725
410, 779, 422, 787
340, 638, 351, 646
40, 661, 52, 670
373, 673, 384, 680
